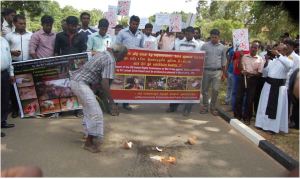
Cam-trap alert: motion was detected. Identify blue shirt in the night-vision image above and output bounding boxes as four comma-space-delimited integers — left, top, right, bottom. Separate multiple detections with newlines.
116, 28, 144, 48
227, 47, 234, 73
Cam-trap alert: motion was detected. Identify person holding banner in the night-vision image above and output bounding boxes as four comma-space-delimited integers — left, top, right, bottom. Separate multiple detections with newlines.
234, 41, 264, 125
5, 14, 32, 118
173, 26, 200, 116
70, 43, 128, 153
200, 29, 227, 116
1, 36, 15, 136
143, 23, 158, 50
116, 15, 144, 111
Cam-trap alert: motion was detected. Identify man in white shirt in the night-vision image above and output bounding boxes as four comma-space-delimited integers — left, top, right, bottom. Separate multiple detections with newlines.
1, 8, 16, 37
174, 28, 186, 50
1, 37, 15, 133
178, 26, 200, 116
5, 14, 32, 118
194, 27, 205, 49
5, 14, 32, 62
143, 23, 158, 50
255, 43, 293, 133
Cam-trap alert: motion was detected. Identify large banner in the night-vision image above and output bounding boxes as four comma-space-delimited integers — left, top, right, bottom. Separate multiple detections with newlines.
111, 49, 205, 103
12, 53, 89, 118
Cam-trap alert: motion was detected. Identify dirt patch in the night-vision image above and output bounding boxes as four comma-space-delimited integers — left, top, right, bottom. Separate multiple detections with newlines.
126, 141, 188, 177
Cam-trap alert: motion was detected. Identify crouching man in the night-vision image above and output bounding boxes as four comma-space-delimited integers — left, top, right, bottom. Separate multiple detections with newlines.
70, 43, 128, 153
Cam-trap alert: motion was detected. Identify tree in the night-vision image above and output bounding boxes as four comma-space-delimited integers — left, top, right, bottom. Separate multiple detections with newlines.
1, 1, 43, 18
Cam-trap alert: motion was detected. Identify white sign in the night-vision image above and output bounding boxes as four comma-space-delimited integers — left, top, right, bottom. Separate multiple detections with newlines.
152, 24, 162, 33
155, 13, 170, 26
138, 18, 149, 29
169, 14, 182, 32
117, 0, 131, 16
186, 13, 196, 27
232, 29, 249, 51
105, 11, 117, 29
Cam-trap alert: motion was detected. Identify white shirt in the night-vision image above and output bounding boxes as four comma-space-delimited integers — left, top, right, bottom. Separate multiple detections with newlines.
196, 39, 205, 50
5, 31, 32, 61
174, 37, 186, 51
286, 51, 300, 86
175, 38, 200, 51
1, 37, 14, 76
1, 19, 15, 37
143, 34, 158, 50
265, 55, 293, 79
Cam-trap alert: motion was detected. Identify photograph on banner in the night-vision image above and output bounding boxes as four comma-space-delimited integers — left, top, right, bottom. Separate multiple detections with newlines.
186, 77, 202, 90
155, 13, 170, 26
21, 99, 40, 116
12, 53, 88, 117
111, 75, 125, 90
117, 0, 131, 16
112, 49, 205, 103
15, 74, 34, 87
169, 14, 182, 32
145, 76, 167, 90
232, 29, 250, 51
60, 97, 80, 111
124, 75, 145, 90
104, 11, 117, 30
167, 77, 187, 90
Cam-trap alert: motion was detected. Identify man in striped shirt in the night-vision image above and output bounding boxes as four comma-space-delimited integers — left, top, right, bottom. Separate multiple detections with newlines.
70, 43, 128, 153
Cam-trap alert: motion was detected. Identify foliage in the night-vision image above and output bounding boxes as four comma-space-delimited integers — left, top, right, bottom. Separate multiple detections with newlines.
1, 0, 104, 33
1, 1, 43, 18
195, 0, 299, 43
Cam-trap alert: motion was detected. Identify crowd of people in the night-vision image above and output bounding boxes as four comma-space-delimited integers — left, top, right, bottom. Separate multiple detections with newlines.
1, 7, 299, 153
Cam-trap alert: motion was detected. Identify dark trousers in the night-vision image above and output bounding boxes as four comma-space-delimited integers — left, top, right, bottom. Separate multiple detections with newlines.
254, 77, 265, 114
169, 103, 179, 111
10, 83, 19, 113
234, 76, 258, 120
1, 70, 10, 125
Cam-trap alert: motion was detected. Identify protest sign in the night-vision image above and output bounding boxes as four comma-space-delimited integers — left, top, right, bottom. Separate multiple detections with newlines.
111, 49, 205, 103
117, 0, 131, 16
186, 13, 196, 27
13, 53, 88, 118
155, 13, 170, 26
138, 18, 149, 29
232, 29, 250, 51
169, 14, 182, 32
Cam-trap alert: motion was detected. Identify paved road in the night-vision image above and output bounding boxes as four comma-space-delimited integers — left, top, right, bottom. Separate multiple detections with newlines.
1, 104, 288, 177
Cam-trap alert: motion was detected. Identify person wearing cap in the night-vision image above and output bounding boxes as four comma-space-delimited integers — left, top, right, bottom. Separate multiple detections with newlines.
111, 24, 123, 46
87, 18, 112, 54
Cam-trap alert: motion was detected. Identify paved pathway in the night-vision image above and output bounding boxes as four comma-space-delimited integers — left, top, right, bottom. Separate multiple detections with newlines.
1, 104, 288, 177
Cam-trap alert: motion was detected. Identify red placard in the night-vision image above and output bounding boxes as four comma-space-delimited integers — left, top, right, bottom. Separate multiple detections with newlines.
111, 49, 205, 103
